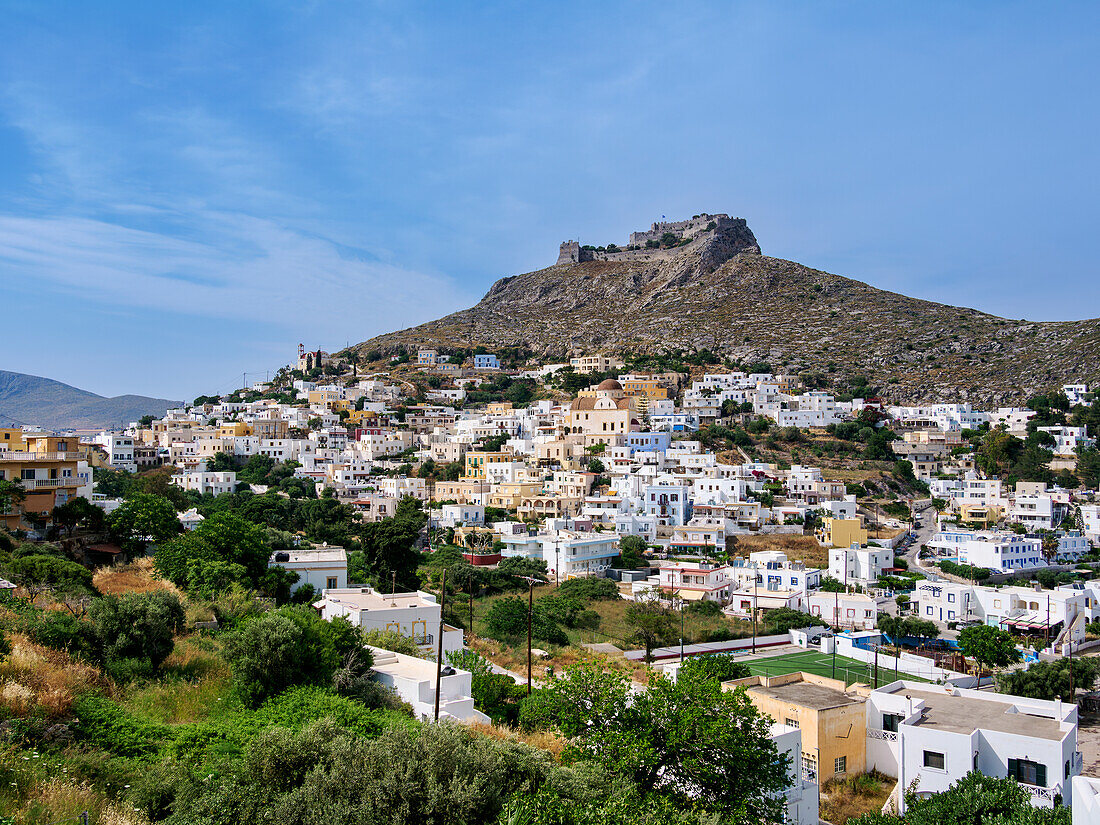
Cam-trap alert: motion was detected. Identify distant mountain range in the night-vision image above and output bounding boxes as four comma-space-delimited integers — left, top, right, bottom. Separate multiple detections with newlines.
348, 215, 1100, 404
0, 370, 180, 431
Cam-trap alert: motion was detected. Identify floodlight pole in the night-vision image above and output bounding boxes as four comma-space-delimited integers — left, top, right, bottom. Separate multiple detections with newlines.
434, 568, 446, 721
527, 578, 534, 694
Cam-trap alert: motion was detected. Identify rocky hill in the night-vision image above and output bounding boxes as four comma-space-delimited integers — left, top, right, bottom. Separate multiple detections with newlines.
0, 370, 180, 431
350, 216, 1100, 404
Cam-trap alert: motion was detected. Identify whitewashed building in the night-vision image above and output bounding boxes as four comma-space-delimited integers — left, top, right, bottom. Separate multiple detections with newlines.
865, 681, 1081, 812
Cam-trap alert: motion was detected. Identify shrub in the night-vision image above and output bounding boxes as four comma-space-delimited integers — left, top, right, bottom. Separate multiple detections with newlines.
557, 577, 620, 601
677, 654, 750, 683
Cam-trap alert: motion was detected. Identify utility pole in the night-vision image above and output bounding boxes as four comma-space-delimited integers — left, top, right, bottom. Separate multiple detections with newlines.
434, 569, 446, 722
527, 577, 534, 695
678, 589, 685, 664
752, 562, 758, 654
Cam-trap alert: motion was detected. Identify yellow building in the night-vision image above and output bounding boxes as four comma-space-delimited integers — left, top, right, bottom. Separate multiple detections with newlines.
0, 429, 28, 452
958, 503, 1000, 525
726, 672, 867, 784
346, 409, 380, 426
0, 434, 85, 532
462, 451, 510, 482
486, 401, 514, 416
486, 481, 544, 511
217, 422, 251, 437
817, 517, 868, 549
621, 377, 669, 400
569, 379, 637, 441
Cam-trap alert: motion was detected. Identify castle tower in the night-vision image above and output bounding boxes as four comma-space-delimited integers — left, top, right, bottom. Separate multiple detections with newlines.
557, 240, 581, 265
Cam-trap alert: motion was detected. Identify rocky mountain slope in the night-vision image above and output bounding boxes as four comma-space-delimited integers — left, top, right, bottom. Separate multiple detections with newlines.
350, 218, 1100, 403
0, 370, 180, 431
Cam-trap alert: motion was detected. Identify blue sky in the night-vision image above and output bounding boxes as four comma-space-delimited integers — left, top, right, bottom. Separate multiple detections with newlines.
2, 2, 1098, 401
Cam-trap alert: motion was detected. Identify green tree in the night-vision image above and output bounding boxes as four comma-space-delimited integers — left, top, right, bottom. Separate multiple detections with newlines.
224, 606, 362, 707
208, 451, 239, 472
541, 665, 788, 821
995, 657, 1100, 702
625, 599, 676, 662
0, 478, 26, 516
154, 512, 269, 595
677, 654, 751, 684
618, 535, 648, 568
51, 496, 104, 537
108, 493, 181, 553
5, 553, 96, 603
849, 770, 1070, 825
762, 607, 827, 634
958, 625, 1021, 672
87, 590, 185, 680
1076, 445, 1100, 489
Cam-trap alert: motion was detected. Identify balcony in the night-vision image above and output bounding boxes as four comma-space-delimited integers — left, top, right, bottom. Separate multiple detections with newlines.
867, 729, 898, 742
1023, 783, 1059, 802
0, 451, 81, 462
21, 477, 83, 490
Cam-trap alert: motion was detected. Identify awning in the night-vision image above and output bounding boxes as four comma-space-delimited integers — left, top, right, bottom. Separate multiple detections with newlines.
675, 589, 709, 602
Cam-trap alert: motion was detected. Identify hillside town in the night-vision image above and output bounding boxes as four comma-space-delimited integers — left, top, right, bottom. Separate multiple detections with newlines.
4, 345, 1100, 824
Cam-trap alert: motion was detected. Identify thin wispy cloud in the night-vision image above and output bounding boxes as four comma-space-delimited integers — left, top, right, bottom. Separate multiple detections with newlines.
0, 2, 1099, 399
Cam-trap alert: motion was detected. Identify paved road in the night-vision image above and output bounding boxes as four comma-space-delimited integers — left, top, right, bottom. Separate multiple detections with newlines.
901, 499, 941, 581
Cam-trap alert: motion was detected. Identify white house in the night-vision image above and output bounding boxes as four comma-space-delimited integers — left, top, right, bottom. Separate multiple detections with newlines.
828, 545, 891, 587
929, 530, 1046, 573
657, 560, 732, 603
1072, 776, 1100, 825
315, 586, 464, 655
174, 470, 238, 497
1081, 505, 1100, 545
366, 645, 489, 724
94, 433, 136, 472
769, 723, 820, 825
864, 681, 1080, 811
644, 476, 692, 526
438, 503, 485, 528
499, 528, 619, 579
1037, 425, 1094, 458
269, 545, 348, 594
807, 591, 882, 630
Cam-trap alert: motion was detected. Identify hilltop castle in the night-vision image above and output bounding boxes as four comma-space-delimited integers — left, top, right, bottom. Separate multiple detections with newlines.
556, 213, 759, 265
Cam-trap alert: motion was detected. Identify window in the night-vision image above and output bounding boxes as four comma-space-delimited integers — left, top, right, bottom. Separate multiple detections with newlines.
21, 469, 34, 480
948, 593, 955, 603
1008, 758, 1046, 787
882, 713, 903, 733
801, 754, 817, 780
834, 756, 846, 775
326, 577, 338, 589
923, 751, 945, 770
784, 718, 799, 728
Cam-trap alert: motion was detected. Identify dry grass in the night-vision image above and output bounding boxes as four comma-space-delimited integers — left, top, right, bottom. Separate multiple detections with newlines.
819, 771, 893, 824
8, 775, 149, 825
0, 633, 106, 718
468, 721, 566, 758
468, 635, 653, 685
732, 533, 827, 568
93, 557, 180, 597
122, 637, 232, 724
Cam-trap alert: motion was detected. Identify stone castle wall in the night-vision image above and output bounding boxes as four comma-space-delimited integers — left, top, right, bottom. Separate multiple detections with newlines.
556, 213, 756, 266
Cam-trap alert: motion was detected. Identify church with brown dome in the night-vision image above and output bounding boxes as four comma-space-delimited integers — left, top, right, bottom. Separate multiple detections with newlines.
567, 378, 640, 442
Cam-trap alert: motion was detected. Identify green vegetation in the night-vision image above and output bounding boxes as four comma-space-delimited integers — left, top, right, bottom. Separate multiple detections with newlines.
995, 657, 1100, 702
851, 771, 1069, 824
937, 559, 992, 581
957, 625, 1021, 672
